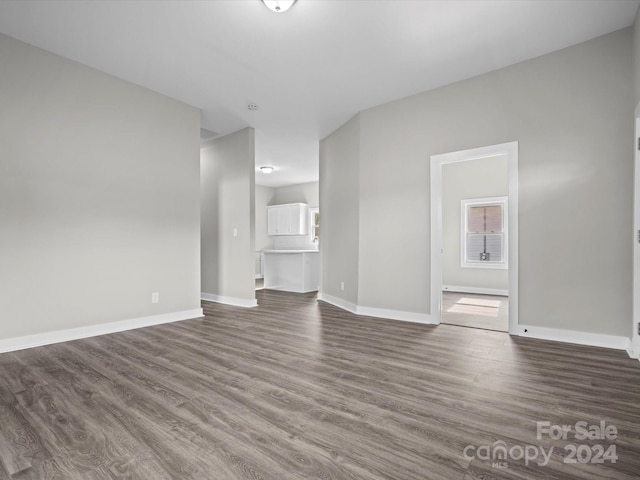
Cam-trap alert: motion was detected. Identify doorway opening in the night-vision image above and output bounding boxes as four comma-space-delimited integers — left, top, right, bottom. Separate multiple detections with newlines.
430, 142, 519, 334
441, 291, 509, 332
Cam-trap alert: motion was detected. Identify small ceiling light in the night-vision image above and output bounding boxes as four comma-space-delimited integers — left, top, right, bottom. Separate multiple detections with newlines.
262, 0, 296, 13
260, 166, 274, 174
248, 103, 259, 111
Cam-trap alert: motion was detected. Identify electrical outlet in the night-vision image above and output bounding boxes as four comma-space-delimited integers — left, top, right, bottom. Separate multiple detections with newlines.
340, 281, 345, 291
151, 292, 159, 304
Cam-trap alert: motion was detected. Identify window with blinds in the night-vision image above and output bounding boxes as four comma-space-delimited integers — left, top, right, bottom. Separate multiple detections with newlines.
461, 197, 508, 269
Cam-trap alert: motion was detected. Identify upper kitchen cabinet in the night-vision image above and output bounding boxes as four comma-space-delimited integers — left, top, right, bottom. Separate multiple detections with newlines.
267, 203, 308, 235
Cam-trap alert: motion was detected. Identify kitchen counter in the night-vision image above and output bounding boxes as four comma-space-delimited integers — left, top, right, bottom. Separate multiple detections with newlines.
263, 250, 319, 293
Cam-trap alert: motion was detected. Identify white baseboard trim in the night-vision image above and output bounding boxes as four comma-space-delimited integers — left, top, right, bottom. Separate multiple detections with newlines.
201, 292, 258, 308
317, 292, 434, 325
518, 324, 631, 351
317, 292, 357, 314
626, 342, 640, 360
356, 305, 435, 325
319, 294, 631, 347
0, 308, 204, 354
443, 285, 509, 296
264, 285, 318, 294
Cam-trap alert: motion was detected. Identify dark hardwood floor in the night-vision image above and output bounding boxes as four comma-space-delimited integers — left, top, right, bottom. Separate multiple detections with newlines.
1, 289, 640, 479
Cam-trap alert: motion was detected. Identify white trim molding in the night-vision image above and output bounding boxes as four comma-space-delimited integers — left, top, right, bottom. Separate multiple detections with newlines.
318, 292, 434, 325
0, 308, 204, 354
356, 306, 434, 325
317, 292, 357, 314
518, 324, 631, 351
633, 109, 640, 362
319, 293, 631, 351
201, 292, 258, 308
443, 285, 509, 296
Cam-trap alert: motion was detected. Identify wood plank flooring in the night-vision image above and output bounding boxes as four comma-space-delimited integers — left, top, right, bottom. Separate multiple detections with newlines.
1, 289, 640, 479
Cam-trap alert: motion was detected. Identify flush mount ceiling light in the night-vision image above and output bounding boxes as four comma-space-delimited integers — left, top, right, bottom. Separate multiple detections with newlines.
260, 166, 274, 174
262, 0, 296, 13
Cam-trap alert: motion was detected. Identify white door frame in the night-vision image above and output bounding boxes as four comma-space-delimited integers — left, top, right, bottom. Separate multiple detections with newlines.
631, 106, 640, 360
430, 141, 519, 334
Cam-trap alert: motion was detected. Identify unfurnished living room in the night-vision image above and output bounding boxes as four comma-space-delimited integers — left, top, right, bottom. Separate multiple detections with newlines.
2, 1, 640, 479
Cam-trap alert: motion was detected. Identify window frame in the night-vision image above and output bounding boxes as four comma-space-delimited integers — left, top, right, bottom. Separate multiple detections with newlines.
460, 196, 508, 270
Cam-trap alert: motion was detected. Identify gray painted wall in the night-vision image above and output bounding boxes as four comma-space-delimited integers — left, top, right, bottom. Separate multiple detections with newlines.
442, 155, 509, 291
271, 182, 319, 208
320, 115, 360, 304
0, 34, 201, 340
322, 28, 633, 336
634, 10, 640, 106
201, 128, 256, 303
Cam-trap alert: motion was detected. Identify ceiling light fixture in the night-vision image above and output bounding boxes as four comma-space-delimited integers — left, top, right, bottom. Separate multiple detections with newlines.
260, 166, 274, 174
262, 0, 296, 13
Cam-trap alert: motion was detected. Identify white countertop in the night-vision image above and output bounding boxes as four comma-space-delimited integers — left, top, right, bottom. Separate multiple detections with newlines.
263, 249, 319, 253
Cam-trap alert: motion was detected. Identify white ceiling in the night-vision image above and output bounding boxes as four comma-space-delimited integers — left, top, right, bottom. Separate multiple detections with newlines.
0, 0, 638, 187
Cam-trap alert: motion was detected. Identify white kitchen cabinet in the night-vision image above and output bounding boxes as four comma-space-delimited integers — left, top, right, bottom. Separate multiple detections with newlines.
267, 203, 308, 235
